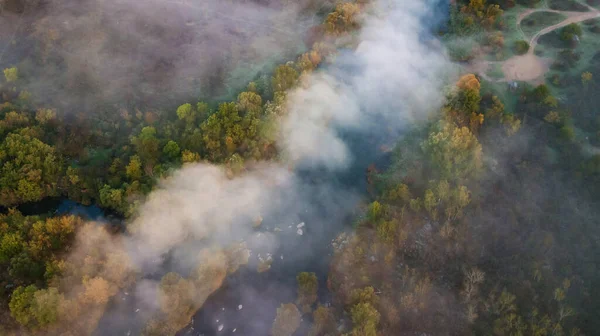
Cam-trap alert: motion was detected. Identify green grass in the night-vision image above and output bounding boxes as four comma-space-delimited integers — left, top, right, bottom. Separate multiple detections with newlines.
480, 79, 520, 113
548, 0, 590, 11
541, 21, 600, 77
587, 0, 600, 9
583, 18, 600, 34
538, 30, 568, 49
487, 63, 505, 79
521, 12, 567, 39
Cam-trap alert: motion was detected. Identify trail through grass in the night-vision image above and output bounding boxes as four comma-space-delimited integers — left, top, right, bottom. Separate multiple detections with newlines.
521, 12, 568, 38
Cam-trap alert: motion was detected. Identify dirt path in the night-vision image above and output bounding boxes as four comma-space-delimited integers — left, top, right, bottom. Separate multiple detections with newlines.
528, 9, 600, 52
468, 5, 600, 83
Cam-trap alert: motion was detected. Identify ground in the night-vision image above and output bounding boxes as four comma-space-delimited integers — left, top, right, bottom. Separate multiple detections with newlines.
467, 1, 600, 84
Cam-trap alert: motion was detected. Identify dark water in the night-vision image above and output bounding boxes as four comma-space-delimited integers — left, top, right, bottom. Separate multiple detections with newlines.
0, 197, 116, 224
90, 129, 391, 336
174, 132, 392, 336
55, 199, 106, 221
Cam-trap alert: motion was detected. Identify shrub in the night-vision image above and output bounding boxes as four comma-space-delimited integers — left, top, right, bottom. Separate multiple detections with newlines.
513, 40, 530, 55
3, 67, 18, 82
560, 125, 575, 141
560, 23, 583, 42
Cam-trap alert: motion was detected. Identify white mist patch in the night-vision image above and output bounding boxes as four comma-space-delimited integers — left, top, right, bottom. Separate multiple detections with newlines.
128, 163, 294, 269
281, 0, 449, 170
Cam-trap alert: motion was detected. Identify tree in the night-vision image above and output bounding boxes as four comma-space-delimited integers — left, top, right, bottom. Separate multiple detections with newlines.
271, 303, 301, 336
132, 126, 160, 172
582, 72, 593, 87
162, 141, 180, 161
237, 91, 262, 116
30, 287, 62, 327
158, 272, 195, 317
81, 276, 111, 304
367, 201, 383, 222
181, 150, 200, 163
28, 215, 78, 258
309, 306, 336, 336
201, 114, 224, 160
35, 109, 56, 125
560, 23, 582, 42
513, 40, 529, 55
350, 302, 380, 336
421, 121, 483, 181
9, 251, 45, 283
297, 272, 318, 312
9, 285, 38, 328
3, 67, 18, 82
176, 103, 196, 124
196, 102, 209, 120
271, 64, 299, 93
325, 2, 361, 35
126, 155, 142, 180
201, 102, 246, 160
447, 74, 484, 133
0, 132, 62, 206
99, 185, 125, 212
0, 232, 24, 263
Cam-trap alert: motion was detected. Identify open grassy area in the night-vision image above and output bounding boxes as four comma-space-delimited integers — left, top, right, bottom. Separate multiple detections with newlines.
482, 6, 526, 61
587, 0, 600, 9
583, 17, 600, 33
538, 30, 568, 48
548, 0, 591, 11
487, 63, 505, 79
521, 11, 568, 39
541, 20, 600, 75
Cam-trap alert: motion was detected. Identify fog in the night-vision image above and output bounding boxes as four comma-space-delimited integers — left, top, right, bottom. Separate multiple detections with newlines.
0, 0, 322, 110
1, 0, 453, 334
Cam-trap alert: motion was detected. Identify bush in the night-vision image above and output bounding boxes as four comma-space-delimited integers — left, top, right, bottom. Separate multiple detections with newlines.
560, 23, 583, 42
3, 67, 18, 82
513, 40, 530, 55
560, 125, 575, 141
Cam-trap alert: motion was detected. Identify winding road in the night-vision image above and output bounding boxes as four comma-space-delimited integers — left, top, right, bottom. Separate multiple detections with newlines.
471, 3, 600, 83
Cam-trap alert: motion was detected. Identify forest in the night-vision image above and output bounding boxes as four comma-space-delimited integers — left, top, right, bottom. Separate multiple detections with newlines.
0, 0, 599, 335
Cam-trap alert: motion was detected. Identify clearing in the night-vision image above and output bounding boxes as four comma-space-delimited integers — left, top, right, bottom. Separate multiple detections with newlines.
468, 3, 600, 83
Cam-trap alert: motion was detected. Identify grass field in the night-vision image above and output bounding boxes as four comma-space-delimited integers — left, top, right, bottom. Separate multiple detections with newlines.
487, 63, 505, 79
521, 12, 568, 39
587, 0, 600, 9
548, 0, 590, 11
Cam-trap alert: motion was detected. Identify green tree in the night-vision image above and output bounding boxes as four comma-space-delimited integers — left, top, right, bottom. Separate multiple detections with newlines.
309, 306, 336, 336
350, 302, 380, 336
176, 103, 196, 124
126, 155, 143, 180
271, 64, 299, 93
421, 121, 483, 181
132, 126, 160, 172
196, 102, 209, 120
367, 201, 383, 221
0, 232, 24, 263
325, 2, 361, 35
513, 40, 529, 55
28, 216, 78, 258
9, 251, 44, 282
99, 185, 125, 212
181, 150, 200, 163
560, 23, 582, 42
3, 67, 18, 82
297, 272, 318, 312
30, 287, 62, 327
162, 141, 180, 161
0, 132, 62, 206
9, 285, 38, 327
